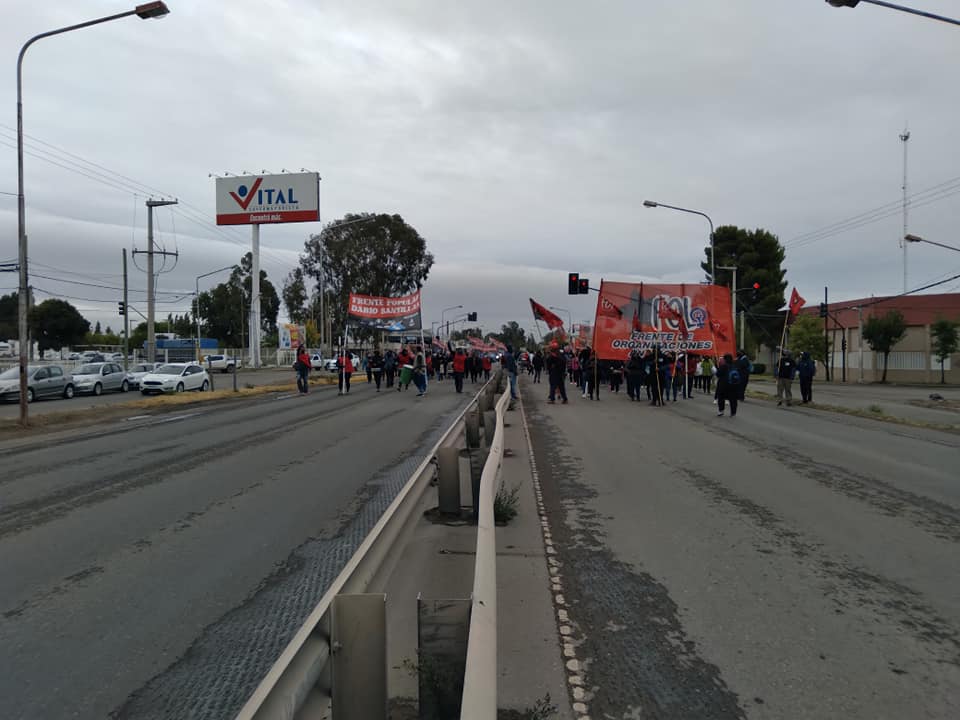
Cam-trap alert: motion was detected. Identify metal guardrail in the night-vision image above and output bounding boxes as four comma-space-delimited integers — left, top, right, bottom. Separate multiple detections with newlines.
235, 377, 497, 720
460, 383, 510, 719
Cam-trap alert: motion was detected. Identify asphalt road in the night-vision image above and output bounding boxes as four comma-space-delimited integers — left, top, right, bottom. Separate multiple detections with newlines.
0, 367, 319, 419
522, 379, 960, 719
0, 374, 477, 720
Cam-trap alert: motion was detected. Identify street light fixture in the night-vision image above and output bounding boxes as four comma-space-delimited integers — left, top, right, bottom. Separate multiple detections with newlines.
643, 199, 716, 283
15, 2, 171, 425
904, 234, 960, 253
825, 0, 960, 27
441, 304, 463, 338
195, 265, 238, 361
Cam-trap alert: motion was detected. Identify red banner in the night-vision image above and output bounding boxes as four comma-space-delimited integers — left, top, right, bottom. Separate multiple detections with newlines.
347, 290, 422, 331
530, 298, 565, 330
592, 282, 735, 360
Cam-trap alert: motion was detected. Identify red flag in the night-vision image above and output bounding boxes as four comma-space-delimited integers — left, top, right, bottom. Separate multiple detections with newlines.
597, 295, 623, 318
530, 298, 565, 330
709, 314, 728, 340
789, 288, 806, 317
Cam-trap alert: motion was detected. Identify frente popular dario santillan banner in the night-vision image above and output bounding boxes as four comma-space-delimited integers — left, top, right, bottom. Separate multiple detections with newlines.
347, 289, 422, 332
592, 281, 736, 360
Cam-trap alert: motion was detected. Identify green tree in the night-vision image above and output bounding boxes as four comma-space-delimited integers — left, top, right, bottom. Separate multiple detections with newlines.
703, 226, 787, 350
787, 315, 830, 363
862, 310, 907, 383
0, 292, 17, 340
492, 321, 527, 352
197, 280, 245, 346
28, 298, 90, 352
282, 266, 309, 324
930, 317, 959, 384
233, 252, 280, 337
300, 213, 434, 345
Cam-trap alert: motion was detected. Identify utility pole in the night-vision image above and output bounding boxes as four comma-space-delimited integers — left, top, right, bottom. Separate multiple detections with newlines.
122, 248, 129, 372
857, 306, 864, 383
139, 198, 178, 362
824, 286, 830, 382
250, 224, 261, 368
900, 128, 910, 293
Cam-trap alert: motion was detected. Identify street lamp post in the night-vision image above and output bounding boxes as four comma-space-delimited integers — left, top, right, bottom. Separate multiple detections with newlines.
716, 265, 738, 346
549, 306, 573, 336
904, 234, 960, 254
441, 304, 463, 339
826, 0, 960, 27
643, 200, 715, 282
195, 265, 237, 361
15, 2, 170, 425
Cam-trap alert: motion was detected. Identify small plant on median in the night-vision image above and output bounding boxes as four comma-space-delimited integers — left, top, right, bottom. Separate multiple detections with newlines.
494, 482, 520, 524
521, 694, 559, 719
868, 404, 884, 414
401, 652, 463, 720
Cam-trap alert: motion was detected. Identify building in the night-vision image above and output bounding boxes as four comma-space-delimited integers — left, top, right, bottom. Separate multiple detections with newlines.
799, 293, 960, 383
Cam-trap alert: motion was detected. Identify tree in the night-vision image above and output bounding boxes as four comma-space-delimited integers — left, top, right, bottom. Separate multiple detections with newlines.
0, 292, 17, 340
28, 298, 90, 352
282, 266, 309, 324
930, 317, 959, 384
94, 321, 101, 335
492, 321, 527, 351
703, 226, 787, 351
862, 310, 907, 383
233, 252, 280, 337
786, 315, 830, 364
196, 253, 280, 347
300, 213, 434, 345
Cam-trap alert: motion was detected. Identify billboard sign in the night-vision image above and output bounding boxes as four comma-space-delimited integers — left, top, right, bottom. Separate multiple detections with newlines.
278, 323, 307, 350
592, 281, 736, 360
215, 172, 319, 225
347, 290, 422, 332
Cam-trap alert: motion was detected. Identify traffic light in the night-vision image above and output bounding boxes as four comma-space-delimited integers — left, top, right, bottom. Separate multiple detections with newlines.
568, 272, 580, 295
467, 312, 478, 322
118, 301, 126, 316
819, 302, 828, 318
751, 282, 760, 303
578, 278, 590, 294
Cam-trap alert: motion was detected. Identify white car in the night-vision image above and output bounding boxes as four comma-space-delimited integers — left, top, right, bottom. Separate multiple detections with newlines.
126, 362, 162, 389
204, 354, 239, 373
310, 353, 324, 370
140, 363, 211, 395
322, 354, 360, 372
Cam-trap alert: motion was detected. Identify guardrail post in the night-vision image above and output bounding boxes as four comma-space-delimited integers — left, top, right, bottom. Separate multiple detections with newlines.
417, 595, 471, 720
436, 446, 461, 515
331, 594, 387, 720
482, 411, 496, 448
465, 411, 481, 449
469, 447, 487, 524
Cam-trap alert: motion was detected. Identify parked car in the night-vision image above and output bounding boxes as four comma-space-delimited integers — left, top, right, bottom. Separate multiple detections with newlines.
72, 362, 129, 395
78, 351, 105, 363
310, 353, 324, 370
106, 352, 125, 362
203, 354, 239, 373
126, 362, 162, 389
67, 352, 81, 361
0, 364, 74, 403
140, 363, 211, 395
322, 353, 360, 372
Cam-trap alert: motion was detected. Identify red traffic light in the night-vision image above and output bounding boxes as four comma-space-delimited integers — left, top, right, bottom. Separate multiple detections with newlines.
578, 278, 590, 294
752, 282, 760, 289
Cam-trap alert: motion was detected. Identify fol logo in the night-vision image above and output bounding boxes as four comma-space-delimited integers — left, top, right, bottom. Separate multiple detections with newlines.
229, 178, 263, 210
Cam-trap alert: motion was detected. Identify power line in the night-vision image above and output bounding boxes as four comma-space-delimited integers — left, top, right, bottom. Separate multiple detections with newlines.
31, 272, 191, 295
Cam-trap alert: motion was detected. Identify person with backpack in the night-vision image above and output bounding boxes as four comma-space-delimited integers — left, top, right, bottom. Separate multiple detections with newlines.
776, 349, 797, 407
715, 352, 740, 417
797, 351, 816, 404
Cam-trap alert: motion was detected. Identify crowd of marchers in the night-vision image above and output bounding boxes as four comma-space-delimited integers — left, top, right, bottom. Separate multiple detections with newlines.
520, 343, 817, 417
291, 341, 503, 398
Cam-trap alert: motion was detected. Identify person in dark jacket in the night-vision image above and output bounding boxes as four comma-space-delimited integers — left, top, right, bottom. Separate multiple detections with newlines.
546, 343, 568, 403
776, 349, 797, 406
295, 344, 311, 394
735, 349, 752, 401
369, 350, 384, 391
384, 350, 397, 388
797, 351, 816, 403
532, 350, 544, 383
625, 351, 643, 400
715, 353, 739, 417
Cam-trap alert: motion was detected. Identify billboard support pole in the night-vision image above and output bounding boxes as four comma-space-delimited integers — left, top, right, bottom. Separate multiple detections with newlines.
251, 223, 261, 368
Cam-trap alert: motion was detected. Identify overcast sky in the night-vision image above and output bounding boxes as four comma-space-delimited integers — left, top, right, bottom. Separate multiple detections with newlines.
1, 0, 958, 340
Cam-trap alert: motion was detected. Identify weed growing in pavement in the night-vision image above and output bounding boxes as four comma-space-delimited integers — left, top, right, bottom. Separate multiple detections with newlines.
401, 652, 463, 719
868, 404, 885, 414
497, 694, 560, 719
494, 482, 520, 524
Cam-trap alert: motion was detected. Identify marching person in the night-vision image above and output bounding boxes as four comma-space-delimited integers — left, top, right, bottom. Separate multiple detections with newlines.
797, 351, 816, 404
337, 349, 354, 395
715, 352, 740, 417
502, 345, 519, 400
546, 342, 568, 404
369, 350, 384, 391
384, 349, 397, 388
482, 353, 492, 381
701, 356, 714, 395
532, 350, 544, 383
735, 349, 752, 402
295, 344, 311, 395
626, 351, 643, 401
776, 349, 797, 407
413, 346, 428, 396
451, 345, 466, 393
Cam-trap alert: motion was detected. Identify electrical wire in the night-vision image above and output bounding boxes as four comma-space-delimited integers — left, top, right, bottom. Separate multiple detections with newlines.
31, 272, 191, 295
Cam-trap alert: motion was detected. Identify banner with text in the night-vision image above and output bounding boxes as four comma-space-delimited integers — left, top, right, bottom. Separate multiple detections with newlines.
591, 281, 735, 360
348, 290, 422, 332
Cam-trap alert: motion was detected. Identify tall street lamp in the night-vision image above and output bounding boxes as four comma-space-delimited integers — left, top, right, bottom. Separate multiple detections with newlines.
904, 234, 960, 253
643, 200, 715, 283
826, 0, 960, 27
441, 304, 463, 338
15, 1, 171, 425
549, 306, 573, 335
195, 265, 237, 361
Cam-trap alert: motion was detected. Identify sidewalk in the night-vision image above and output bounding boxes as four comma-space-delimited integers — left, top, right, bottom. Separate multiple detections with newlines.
381, 403, 573, 718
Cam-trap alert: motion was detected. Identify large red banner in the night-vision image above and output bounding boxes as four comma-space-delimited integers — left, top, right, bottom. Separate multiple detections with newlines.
347, 289, 422, 331
591, 281, 735, 360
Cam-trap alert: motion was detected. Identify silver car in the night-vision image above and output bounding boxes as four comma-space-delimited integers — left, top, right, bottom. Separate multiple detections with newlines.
0, 365, 75, 403
72, 362, 130, 395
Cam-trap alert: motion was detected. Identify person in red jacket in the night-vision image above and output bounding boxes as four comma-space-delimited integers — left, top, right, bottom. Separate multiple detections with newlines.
337, 350, 354, 395
481, 354, 492, 381
451, 347, 466, 393
295, 344, 311, 394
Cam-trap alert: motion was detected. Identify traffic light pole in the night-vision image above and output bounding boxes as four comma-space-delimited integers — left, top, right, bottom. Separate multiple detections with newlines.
122, 248, 129, 372
824, 286, 830, 382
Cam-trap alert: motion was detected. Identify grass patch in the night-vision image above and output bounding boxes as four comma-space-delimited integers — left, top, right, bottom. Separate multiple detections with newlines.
868, 404, 884, 414
493, 482, 520, 524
